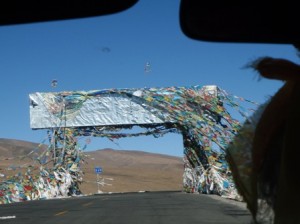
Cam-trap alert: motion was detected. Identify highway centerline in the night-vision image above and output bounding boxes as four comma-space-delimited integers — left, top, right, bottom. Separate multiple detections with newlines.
54, 211, 68, 216
82, 202, 94, 207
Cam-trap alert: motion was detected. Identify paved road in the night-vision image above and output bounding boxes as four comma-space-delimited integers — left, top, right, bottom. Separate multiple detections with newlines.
0, 191, 252, 224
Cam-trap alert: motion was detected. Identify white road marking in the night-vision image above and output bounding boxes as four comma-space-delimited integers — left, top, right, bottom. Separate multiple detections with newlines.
0, 215, 16, 220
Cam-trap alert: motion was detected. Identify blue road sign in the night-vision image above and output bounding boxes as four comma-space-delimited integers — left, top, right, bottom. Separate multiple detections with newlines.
95, 167, 102, 174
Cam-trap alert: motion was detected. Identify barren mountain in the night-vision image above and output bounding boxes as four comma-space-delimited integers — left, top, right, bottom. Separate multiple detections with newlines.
0, 138, 45, 158
0, 139, 184, 194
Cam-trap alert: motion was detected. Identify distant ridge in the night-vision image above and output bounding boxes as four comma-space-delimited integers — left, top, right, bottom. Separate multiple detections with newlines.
0, 138, 184, 194
96, 148, 182, 159
0, 138, 46, 158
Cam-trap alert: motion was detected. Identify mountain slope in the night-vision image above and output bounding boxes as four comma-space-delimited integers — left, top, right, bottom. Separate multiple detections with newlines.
81, 149, 183, 193
0, 139, 184, 194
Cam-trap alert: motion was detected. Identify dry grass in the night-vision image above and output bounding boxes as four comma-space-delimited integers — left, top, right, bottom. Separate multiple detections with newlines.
0, 139, 184, 194
80, 149, 184, 194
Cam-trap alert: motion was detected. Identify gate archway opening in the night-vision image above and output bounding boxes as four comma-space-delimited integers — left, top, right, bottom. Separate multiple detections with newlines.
76, 125, 185, 194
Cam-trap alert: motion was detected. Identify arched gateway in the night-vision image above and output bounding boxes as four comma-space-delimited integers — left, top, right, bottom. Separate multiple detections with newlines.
0, 85, 257, 204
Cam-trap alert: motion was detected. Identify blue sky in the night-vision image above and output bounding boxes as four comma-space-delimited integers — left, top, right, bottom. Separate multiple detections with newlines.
0, 0, 298, 157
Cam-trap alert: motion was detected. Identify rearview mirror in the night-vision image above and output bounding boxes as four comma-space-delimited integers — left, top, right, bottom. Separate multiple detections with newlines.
180, 1, 300, 45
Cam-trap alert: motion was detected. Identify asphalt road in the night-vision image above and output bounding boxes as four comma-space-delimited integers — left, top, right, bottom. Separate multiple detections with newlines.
0, 191, 252, 224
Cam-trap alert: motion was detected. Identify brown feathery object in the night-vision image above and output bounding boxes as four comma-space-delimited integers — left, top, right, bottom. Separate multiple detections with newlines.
247, 57, 300, 223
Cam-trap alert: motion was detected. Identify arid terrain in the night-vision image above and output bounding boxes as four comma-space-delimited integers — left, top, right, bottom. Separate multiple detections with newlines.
0, 138, 184, 195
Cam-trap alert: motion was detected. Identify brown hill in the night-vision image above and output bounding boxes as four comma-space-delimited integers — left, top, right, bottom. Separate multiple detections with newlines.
0, 138, 48, 179
0, 138, 45, 158
81, 149, 184, 194
0, 139, 184, 194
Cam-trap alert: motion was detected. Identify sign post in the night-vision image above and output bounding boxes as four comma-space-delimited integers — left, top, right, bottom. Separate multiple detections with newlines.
94, 167, 103, 193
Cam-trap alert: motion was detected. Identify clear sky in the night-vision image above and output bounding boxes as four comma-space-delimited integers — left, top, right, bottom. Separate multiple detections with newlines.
0, 0, 298, 157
